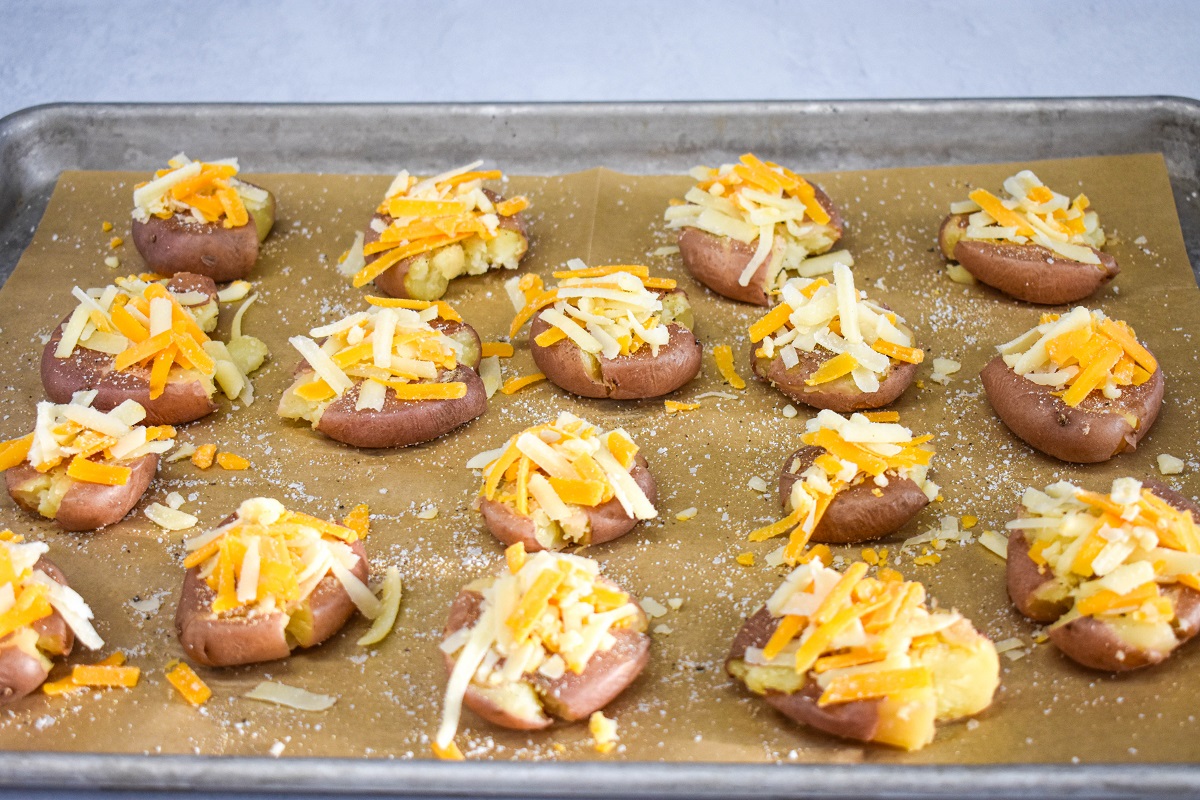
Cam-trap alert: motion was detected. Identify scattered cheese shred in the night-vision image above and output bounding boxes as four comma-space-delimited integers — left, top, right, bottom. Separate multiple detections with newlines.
589, 711, 620, 754
500, 372, 546, 395
245, 681, 336, 711
357, 567, 403, 646
191, 444, 217, 470
712, 344, 746, 390
216, 451, 250, 470
166, 661, 212, 706
480, 342, 514, 358
664, 400, 700, 414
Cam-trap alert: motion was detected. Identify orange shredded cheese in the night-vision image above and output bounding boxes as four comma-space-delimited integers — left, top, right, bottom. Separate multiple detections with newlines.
191, 443, 217, 469
133, 155, 259, 229
351, 162, 527, 288
665, 154, 840, 289
1010, 478, 1200, 631
437, 549, 641, 753
954, 171, 1105, 264
216, 452, 250, 470
999, 307, 1156, 408
480, 342, 514, 358
166, 662, 212, 706
511, 262, 687, 360
500, 373, 546, 395
184, 498, 362, 621
476, 412, 657, 547
750, 410, 937, 566
342, 504, 370, 538
663, 400, 700, 414
752, 265, 922, 390
712, 344, 746, 390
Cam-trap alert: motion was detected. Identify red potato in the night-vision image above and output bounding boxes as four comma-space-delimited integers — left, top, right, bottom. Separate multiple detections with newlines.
727, 605, 997, 750
778, 446, 928, 544
0, 558, 75, 707
6, 453, 159, 532
938, 213, 1119, 304
1004, 530, 1071, 623
479, 454, 657, 551
41, 273, 221, 425
529, 317, 702, 400
677, 184, 844, 306
442, 584, 650, 729
284, 366, 487, 449
1048, 585, 1200, 672
980, 355, 1164, 463
365, 190, 529, 301
1008, 482, 1200, 672
280, 318, 486, 449
175, 538, 368, 668
727, 607, 883, 742
131, 185, 276, 282
752, 341, 919, 412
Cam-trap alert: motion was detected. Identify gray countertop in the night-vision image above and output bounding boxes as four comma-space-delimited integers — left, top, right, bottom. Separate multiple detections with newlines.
1, 0, 1199, 118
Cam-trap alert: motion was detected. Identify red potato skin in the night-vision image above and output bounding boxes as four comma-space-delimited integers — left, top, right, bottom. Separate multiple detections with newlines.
301, 365, 487, 449
1010, 485, 1200, 671
175, 538, 369, 668
751, 339, 918, 413
1048, 585, 1200, 672
5, 453, 159, 532
677, 184, 844, 307
0, 558, 75, 707
1005, 529, 1070, 624
131, 186, 274, 282
478, 455, 657, 551
939, 213, 1119, 305
778, 447, 929, 544
529, 316, 702, 400
442, 585, 650, 729
365, 190, 529, 299
41, 273, 221, 425
980, 355, 1164, 463
727, 606, 883, 742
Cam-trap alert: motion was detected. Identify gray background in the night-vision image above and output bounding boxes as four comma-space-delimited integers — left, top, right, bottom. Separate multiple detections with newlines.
1, 0, 1199, 118
1, 1, 1198, 798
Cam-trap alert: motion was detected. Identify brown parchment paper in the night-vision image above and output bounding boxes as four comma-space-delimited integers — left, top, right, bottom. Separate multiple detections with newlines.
0, 153, 1198, 765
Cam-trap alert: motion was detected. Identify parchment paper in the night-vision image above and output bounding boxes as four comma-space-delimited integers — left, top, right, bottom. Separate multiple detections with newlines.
0, 153, 1197, 764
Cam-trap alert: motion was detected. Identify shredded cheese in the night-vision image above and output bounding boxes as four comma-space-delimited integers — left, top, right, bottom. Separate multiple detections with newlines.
997, 308, 1156, 407
182, 498, 363, 622
436, 548, 643, 752
749, 410, 937, 564
509, 262, 683, 360
750, 266, 923, 392
281, 301, 468, 426
351, 161, 527, 288
1009, 478, 1200, 630
0, 396, 174, 494
51, 277, 253, 402
245, 681, 336, 711
476, 412, 656, 549
950, 170, 1105, 265
131, 153, 263, 228
742, 558, 996, 738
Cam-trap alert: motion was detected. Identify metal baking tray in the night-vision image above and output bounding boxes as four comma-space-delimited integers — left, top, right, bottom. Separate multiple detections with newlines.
1, 98, 1199, 800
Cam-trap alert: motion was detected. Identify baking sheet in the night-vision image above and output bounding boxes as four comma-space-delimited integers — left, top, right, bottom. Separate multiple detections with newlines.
0, 153, 1197, 766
